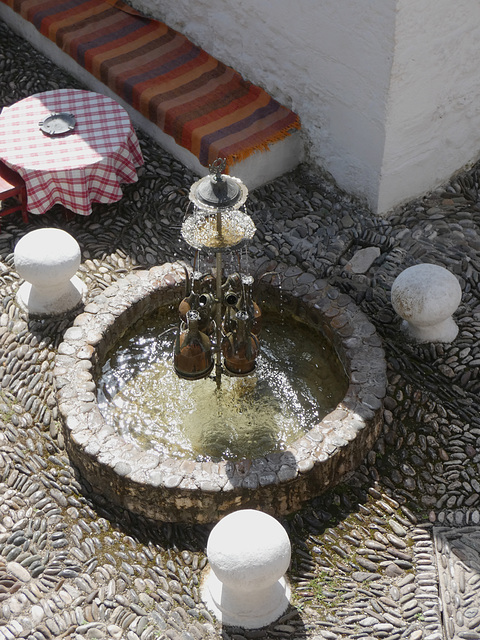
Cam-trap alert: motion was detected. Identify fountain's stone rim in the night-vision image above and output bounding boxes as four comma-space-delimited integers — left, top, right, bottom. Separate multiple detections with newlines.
54, 261, 387, 524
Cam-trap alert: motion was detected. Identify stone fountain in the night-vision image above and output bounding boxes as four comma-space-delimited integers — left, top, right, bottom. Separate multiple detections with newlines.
54, 164, 388, 524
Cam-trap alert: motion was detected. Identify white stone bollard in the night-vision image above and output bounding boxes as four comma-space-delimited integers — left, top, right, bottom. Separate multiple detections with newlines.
391, 263, 462, 343
201, 509, 291, 629
15, 228, 86, 316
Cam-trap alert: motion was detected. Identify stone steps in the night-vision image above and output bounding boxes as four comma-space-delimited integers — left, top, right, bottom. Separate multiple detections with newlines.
0, 0, 303, 189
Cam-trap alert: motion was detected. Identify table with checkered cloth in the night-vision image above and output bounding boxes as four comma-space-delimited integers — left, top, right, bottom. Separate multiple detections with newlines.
0, 89, 144, 216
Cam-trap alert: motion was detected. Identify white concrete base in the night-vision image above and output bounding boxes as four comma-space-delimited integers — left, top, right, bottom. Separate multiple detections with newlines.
16, 276, 86, 316
0, 2, 303, 191
202, 567, 291, 629
14, 228, 86, 316
398, 316, 459, 344
201, 509, 291, 629
391, 263, 462, 343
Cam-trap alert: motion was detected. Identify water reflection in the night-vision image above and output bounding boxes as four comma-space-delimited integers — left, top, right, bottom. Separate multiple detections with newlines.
97, 313, 347, 461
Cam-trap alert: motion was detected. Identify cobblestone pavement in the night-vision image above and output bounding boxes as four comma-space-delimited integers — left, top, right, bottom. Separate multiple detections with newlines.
1, 19, 480, 640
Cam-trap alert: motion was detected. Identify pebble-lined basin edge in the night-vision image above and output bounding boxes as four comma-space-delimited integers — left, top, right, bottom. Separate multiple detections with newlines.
54, 262, 387, 523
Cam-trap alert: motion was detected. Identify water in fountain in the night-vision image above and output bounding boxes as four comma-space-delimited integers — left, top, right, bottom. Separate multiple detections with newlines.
97, 309, 348, 461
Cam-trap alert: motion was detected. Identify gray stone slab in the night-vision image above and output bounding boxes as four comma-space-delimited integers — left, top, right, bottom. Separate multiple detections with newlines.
434, 526, 480, 640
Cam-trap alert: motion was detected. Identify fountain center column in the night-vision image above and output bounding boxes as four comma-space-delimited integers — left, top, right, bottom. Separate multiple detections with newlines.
177, 159, 256, 388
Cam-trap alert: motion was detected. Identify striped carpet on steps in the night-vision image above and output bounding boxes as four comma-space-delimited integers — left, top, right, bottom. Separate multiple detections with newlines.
2, 0, 301, 169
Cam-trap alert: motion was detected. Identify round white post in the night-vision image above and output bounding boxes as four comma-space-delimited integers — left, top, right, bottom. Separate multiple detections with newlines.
201, 509, 291, 629
391, 263, 462, 343
14, 228, 86, 316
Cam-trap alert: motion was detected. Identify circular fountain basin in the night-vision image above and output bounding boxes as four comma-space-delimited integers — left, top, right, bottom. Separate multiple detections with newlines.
54, 262, 387, 524
97, 310, 348, 462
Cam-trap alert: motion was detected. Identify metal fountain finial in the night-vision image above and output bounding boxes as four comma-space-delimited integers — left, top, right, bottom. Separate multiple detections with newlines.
209, 158, 228, 202
210, 158, 227, 183
188, 158, 247, 211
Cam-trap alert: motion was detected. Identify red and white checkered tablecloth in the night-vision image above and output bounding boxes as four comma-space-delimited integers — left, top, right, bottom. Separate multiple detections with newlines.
0, 89, 144, 216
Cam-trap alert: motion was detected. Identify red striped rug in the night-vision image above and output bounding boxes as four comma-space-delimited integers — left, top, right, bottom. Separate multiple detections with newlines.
2, 0, 301, 169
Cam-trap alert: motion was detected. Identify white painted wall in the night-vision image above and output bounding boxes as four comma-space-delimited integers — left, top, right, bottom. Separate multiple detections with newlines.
131, 0, 480, 214
378, 0, 480, 212
130, 0, 396, 211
